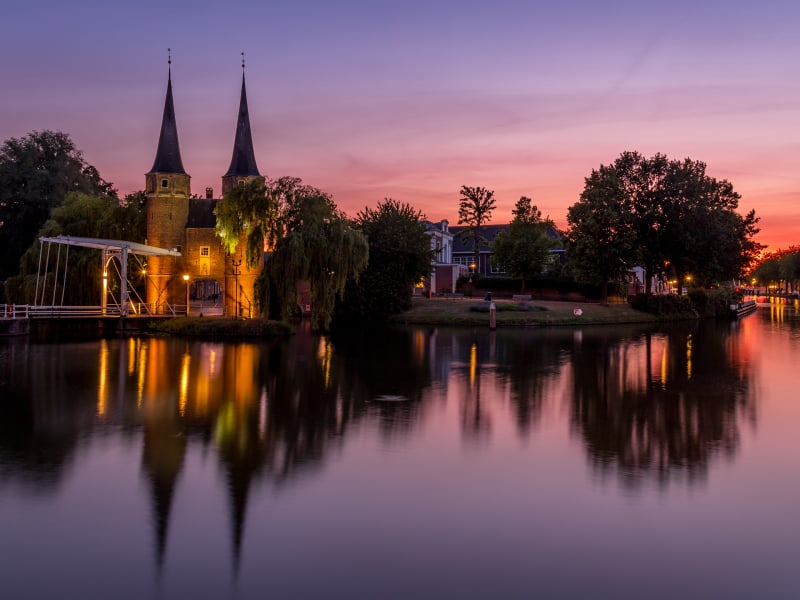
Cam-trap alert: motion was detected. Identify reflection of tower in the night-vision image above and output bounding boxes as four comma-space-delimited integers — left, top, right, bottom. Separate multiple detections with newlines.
215, 397, 263, 575
141, 393, 186, 571
145, 54, 190, 314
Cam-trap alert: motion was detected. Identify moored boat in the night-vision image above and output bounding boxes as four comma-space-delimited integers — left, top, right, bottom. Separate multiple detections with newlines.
730, 299, 757, 318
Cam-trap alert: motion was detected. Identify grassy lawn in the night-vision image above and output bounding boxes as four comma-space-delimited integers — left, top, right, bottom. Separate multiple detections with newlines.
390, 296, 659, 327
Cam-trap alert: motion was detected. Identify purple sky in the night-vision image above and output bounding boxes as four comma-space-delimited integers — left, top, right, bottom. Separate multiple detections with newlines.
2, 0, 798, 249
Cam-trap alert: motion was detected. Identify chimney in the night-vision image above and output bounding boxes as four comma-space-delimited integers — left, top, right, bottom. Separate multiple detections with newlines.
205, 187, 213, 199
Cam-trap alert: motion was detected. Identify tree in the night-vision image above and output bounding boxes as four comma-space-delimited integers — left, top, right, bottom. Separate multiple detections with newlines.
492, 196, 555, 292
0, 130, 115, 280
335, 199, 433, 325
457, 186, 496, 273
216, 176, 369, 330
611, 151, 669, 294
567, 151, 762, 299
4, 191, 146, 305
266, 187, 368, 331
566, 165, 635, 304
656, 157, 762, 291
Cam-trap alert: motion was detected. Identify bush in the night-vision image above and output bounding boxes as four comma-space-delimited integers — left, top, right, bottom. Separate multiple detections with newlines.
629, 293, 697, 318
630, 287, 741, 319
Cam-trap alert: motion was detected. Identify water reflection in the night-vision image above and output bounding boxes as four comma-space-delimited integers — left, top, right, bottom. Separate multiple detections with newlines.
568, 321, 757, 488
0, 317, 761, 574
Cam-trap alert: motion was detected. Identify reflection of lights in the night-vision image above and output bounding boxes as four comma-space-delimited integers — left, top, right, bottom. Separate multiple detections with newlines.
209, 349, 218, 377
470, 343, 477, 387
686, 334, 693, 380
127, 338, 136, 375
414, 330, 425, 365
179, 352, 191, 415
318, 338, 333, 389
97, 339, 109, 416
259, 388, 268, 439
660, 345, 668, 387
136, 340, 147, 406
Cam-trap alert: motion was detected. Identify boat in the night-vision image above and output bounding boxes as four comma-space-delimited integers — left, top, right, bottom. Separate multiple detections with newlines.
730, 299, 757, 318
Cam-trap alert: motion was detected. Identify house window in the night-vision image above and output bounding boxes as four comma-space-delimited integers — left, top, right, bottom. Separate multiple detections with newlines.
453, 256, 473, 268
200, 246, 210, 257
161, 179, 168, 188
489, 258, 505, 274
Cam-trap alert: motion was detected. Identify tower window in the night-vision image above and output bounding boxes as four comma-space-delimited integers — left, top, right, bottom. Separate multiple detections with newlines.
200, 246, 210, 257
161, 179, 168, 188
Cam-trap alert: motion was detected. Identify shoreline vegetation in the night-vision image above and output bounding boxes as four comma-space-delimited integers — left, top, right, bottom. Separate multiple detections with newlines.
147, 289, 744, 337
389, 297, 661, 327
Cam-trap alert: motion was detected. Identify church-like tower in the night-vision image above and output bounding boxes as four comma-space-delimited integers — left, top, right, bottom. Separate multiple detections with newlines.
222, 60, 265, 318
146, 58, 190, 313
222, 62, 263, 194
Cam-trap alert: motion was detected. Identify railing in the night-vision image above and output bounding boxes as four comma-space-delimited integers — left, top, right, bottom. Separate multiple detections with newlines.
1, 305, 113, 318
1, 304, 27, 319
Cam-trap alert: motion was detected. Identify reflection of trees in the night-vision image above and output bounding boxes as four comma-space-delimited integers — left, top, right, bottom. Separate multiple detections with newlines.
0, 341, 100, 491
569, 321, 757, 487
492, 329, 574, 436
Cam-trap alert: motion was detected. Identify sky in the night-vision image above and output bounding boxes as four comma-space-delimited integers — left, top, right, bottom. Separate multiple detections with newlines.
2, 0, 798, 250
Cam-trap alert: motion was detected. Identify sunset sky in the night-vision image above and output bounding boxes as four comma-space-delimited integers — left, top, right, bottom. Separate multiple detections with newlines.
2, 0, 798, 250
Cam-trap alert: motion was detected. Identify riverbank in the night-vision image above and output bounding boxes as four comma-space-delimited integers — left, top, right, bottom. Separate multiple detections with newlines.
390, 297, 660, 327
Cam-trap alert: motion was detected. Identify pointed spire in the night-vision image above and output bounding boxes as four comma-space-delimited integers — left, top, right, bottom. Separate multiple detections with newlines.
149, 49, 186, 174
224, 54, 260, 177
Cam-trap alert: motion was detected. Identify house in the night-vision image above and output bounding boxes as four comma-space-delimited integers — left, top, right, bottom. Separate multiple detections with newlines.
421, 219, 465, 294
449, 224, 565, 276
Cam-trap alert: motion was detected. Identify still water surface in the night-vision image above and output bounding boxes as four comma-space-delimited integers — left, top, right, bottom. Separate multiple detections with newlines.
1, 307, 799, 599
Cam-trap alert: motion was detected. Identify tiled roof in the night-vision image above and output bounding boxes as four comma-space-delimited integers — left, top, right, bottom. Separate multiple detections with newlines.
186, 198, 217, 228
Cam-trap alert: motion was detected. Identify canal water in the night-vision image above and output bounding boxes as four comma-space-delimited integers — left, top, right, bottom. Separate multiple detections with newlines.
1, 306, 799, 599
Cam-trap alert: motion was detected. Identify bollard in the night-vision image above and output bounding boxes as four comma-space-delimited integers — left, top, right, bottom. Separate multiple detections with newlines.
489, 301, 497, 330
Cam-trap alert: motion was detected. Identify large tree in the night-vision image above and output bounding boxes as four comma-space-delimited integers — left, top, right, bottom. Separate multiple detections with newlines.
656, 157, 761, 291
335, 199, 433, 325
492, 196, 555, 292
457, 185, 496, 273
215, 176, 369, 330
567, 165, 636, 304
567, 152, 762, 299
0, 130, 115, 280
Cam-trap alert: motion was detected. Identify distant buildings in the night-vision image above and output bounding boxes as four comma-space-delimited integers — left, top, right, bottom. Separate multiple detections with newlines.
421, 220, 565, 294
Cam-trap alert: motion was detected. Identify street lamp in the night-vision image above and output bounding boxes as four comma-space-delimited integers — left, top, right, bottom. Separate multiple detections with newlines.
183, 274, 190, 316
231, 259, 242, 318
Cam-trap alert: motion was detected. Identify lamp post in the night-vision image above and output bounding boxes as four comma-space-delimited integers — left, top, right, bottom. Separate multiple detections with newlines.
231, 259, 241, 318
183, 274, 190, 316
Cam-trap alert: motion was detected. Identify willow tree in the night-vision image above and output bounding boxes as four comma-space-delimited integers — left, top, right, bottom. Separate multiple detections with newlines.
215, 176, 368, 330
215, 178, 277, 265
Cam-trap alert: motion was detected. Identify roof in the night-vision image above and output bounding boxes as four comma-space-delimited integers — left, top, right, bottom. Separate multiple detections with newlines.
224, 72, 260, 177
148, 68, 187, 175
186, 198, 217, 229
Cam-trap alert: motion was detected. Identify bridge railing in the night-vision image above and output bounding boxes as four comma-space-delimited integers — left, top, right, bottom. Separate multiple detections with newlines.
1, 305, 113, 318
1, 304, 28, 319
1, 303, 191, 318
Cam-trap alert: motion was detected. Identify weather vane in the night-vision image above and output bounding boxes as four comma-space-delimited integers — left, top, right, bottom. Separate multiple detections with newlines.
168, 48, 172, 66
241, 52, 245, 70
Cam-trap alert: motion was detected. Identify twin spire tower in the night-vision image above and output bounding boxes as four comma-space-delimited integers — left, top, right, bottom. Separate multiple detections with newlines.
145, 53, 264, 316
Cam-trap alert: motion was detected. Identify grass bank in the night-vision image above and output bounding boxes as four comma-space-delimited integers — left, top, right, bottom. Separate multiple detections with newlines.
146, 316, 293, 338
390, 297, 660, 327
